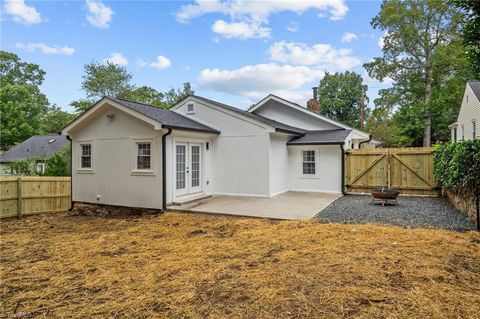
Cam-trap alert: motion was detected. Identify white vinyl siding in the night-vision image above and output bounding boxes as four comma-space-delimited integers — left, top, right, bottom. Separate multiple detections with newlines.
454, 83, 480, 141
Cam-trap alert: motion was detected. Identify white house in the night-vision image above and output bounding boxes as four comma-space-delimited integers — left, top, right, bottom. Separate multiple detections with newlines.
449, 81, 479, 141
61, 94, 377, 210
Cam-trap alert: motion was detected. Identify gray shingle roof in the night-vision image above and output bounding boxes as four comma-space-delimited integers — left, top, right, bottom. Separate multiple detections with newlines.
1, 135, 69, 162
109, 97, 220, 134
287, 129, 352, 145
468, 81, 480, 102
190, 95, 306, 135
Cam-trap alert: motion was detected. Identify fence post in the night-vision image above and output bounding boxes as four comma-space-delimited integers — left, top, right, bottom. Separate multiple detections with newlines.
17, 176, 22, 218
387, 149, 391, 188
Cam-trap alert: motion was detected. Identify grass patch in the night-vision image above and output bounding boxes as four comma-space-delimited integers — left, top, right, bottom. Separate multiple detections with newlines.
1, 212, 479, 318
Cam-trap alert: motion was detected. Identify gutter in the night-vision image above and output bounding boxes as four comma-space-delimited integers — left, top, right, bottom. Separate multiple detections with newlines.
64, 134, 74, 211
358, 134, 372, 148
161, 128, 173, 211
340, 143, 346, 195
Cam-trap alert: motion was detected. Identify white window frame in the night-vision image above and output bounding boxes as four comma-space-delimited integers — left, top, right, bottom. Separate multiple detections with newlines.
187, 103, 195, 114
299, 148, 319, 178
461, 124, 465, 140
77, 141, 94, 173
36, 162, 45, 174
132, 138, 156, 175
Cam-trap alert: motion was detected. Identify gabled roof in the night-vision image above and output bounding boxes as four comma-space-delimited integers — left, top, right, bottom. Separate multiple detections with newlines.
110, 98, 220, 133
1, 135, 69, 162
62, 97, 220, 135
468, 80, 480, 101
287, 129, 352, 145
250, 94, 371, 139
175, 95, 307, 135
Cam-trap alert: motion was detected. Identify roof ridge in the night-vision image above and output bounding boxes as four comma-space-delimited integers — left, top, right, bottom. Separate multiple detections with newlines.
111, 96, 169, 110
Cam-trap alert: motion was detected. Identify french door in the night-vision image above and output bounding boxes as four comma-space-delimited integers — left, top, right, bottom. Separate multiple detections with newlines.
175, 142, 202, 196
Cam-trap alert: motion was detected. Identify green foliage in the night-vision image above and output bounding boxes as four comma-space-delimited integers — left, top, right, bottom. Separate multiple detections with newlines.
453, 0, 480, 77
81, 60, 133, 100
41, 105, 76, 134
119, 86, 166, 107
434, 140, 480, 190
70, 99, 94, 114
44, 145, 71, 176
6, 159, 35, 176
317, 71, 368, 128
0, 52, 49, 151
364, 0, 465, 146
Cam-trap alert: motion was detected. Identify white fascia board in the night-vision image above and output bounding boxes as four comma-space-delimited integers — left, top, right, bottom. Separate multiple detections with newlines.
61, 97, 162, 135
172, 96, 274, 132
251, 94, 372, 139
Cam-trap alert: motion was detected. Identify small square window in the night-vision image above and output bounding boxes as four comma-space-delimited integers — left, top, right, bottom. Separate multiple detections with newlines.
302, 150, 316, 175
81, 144, 92, 168
187, 104, 194, 113
137, 143, 151, 170
36, 163, 45, 174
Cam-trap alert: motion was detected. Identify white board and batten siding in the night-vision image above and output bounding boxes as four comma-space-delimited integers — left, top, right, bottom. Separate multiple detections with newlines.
174, 98, 271, 197
69, 104, 164, 209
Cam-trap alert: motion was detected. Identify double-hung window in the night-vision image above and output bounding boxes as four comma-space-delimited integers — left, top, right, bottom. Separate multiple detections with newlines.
137, 143, 151, 170
302, 150, 316, 175
81, 144, 92, 168
472, 120, 476, 139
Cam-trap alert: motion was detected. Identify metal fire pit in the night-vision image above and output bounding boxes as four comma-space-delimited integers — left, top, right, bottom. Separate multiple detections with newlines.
370, 187, 400, 206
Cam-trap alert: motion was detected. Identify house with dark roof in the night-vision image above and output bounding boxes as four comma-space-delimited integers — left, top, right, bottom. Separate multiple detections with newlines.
0, 135, 69, 175
449, 81, 480, 141
61, 93, 379, 211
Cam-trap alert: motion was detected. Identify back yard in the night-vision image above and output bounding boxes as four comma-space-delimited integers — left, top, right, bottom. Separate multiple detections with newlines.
1, 212, 479, 319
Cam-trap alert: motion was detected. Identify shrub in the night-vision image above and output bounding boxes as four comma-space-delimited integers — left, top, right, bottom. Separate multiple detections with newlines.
434, 140, 480, 190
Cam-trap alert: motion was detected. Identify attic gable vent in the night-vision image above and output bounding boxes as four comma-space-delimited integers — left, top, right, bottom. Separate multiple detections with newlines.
187, 104, 194, 113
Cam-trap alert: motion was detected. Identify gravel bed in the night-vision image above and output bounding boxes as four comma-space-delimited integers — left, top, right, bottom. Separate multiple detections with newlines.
315, 195, 476, 231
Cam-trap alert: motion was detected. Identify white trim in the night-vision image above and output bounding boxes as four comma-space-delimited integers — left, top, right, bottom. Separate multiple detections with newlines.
62, 97, 162, 135
77, 140, 94, 173
270, 189, 289, 197
250, 94, 371, 139
171, 96, 274, 132
131, 137, 156, 176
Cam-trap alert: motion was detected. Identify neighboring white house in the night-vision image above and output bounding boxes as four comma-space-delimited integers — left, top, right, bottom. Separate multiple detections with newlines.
61, 94, 378, 210
449, 81, 480, 141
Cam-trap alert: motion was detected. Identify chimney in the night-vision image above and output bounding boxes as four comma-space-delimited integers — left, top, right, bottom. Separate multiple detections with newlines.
307, 87, 320, 113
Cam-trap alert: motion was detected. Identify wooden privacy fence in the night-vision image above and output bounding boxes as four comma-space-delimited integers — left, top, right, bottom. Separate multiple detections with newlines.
345, 147, 438, 196
0, 176, 71, 218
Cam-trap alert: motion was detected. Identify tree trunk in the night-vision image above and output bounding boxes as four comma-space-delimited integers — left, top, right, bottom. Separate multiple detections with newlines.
423, 66, 432, 147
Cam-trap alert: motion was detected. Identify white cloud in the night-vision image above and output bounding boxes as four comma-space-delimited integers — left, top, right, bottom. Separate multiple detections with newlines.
198, 63, 324, 103
286, 22, 299, 32
3, 0, 41, 25
176, 0, 347, 39
86, 0, 113, 28
15, 42, 75, 55
176, 0, 348, 23
341, 32, 357, 43
212, 19, 270, 39
149, 56, 171, 70
268, 41, 361, 70
103, 52, 128, 65
136, 59, 147, 67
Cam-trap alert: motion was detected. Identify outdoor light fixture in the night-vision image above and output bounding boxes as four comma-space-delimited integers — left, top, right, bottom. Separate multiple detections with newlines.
106, 113, 116, 120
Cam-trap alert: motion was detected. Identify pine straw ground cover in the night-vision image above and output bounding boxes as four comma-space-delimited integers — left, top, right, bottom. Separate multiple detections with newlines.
1, 212, 479, 319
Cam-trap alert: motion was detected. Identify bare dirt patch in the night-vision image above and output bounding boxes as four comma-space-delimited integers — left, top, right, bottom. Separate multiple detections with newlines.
1, 212, 479, 318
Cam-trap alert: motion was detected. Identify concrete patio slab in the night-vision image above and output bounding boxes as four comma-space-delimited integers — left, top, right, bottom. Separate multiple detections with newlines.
168, 191, 341, 220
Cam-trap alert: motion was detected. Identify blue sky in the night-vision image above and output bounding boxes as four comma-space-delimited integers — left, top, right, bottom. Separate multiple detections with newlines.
1, 0, 391, 113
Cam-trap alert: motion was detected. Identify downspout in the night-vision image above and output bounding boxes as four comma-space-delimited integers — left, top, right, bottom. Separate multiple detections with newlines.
161, 128, 172, 211
340, 143, 346, 195
358, 134, 372, 149
65, 134, 74, 211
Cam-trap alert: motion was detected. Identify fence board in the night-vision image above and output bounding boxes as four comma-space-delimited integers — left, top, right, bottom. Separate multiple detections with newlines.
345, 147, 437, 196
0, 176, 71, 218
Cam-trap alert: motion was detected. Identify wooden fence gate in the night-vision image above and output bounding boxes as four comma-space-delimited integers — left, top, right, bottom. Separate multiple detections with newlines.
344, 147, 438, 196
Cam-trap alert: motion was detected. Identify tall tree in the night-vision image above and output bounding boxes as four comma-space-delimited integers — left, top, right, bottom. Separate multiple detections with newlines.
81, 60, 133, 99
41, 105, 75, 134
364, 0, 464, 146
317, 71, 368, 128
0, 51, 48, 150
454, 0, 480, 77
118, 86, 166, 107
